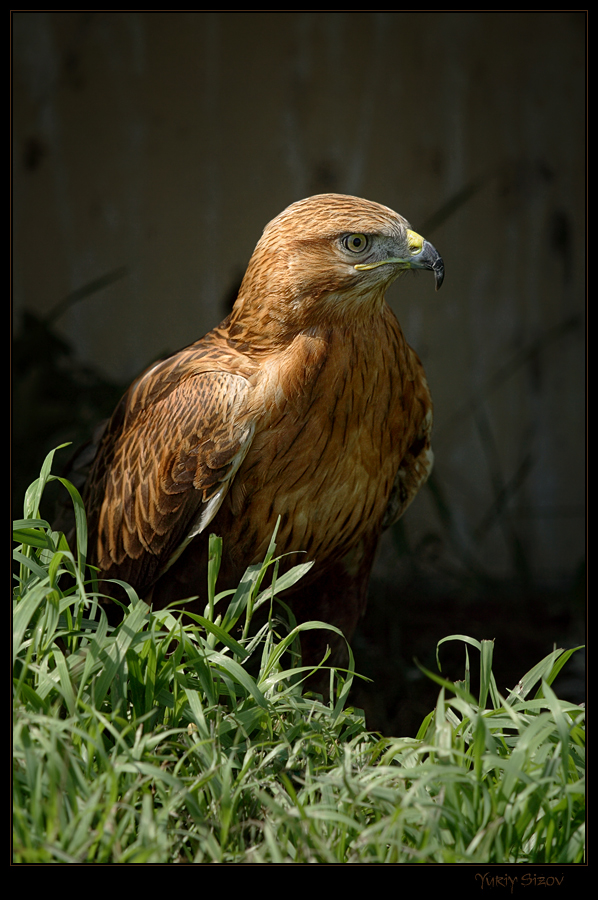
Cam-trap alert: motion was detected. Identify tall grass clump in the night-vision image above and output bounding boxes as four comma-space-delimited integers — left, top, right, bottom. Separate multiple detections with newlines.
13, 448, 585, 863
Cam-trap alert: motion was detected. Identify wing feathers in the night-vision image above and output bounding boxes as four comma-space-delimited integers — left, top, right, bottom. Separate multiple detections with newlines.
86, 367, 254, 589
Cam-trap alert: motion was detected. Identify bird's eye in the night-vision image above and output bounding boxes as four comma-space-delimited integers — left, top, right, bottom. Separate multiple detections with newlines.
343, 233, 369, 253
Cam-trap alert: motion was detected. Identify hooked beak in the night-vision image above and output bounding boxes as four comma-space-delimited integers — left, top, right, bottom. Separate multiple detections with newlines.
408, 234, 444, 290
354, 229, 444, 290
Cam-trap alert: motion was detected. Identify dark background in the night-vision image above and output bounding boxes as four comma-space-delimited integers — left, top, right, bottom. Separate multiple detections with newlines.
12, 11, 586, 733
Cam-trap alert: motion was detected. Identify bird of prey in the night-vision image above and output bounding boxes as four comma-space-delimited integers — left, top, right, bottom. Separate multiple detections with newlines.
81, 193, 443, 671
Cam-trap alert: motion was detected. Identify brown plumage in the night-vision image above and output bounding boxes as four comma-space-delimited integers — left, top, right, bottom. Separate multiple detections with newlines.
81, 193, 443, 670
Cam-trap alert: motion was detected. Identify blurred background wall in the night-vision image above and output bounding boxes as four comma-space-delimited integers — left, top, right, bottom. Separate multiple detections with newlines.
12, 11, 585, 729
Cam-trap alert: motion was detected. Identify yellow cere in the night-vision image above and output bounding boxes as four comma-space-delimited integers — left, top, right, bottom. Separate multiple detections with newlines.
406, 230, 424, 255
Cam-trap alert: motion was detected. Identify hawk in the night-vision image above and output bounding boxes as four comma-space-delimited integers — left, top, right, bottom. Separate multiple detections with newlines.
81, 193, 443, 672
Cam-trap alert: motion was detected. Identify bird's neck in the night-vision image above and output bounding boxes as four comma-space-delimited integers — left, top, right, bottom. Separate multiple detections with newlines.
227, 286, 390, 351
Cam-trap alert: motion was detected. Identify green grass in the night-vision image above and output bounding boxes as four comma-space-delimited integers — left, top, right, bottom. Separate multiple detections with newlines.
13, 447, 585, 863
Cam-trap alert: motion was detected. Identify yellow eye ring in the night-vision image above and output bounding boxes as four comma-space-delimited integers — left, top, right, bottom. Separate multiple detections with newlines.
343, 233, 369, 253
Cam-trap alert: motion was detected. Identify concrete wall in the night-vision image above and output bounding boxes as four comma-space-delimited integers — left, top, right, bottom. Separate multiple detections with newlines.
13, 11, 585, 590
